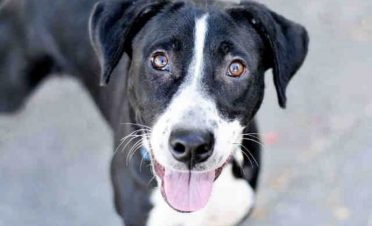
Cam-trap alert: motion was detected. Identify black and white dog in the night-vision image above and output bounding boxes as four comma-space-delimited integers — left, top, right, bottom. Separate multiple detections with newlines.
0, 0, 308, 225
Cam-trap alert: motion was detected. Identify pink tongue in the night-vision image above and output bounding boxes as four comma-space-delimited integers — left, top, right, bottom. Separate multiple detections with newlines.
163, 169, 215, 212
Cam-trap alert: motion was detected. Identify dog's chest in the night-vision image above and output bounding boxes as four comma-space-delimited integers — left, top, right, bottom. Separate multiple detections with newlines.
146, 164, 255, 226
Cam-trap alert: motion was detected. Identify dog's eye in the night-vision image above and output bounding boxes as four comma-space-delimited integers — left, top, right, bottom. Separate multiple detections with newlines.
151, 52, 169, 70
227, 60, 246, 78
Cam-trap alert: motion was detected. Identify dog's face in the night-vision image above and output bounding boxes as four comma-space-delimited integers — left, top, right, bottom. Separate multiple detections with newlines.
90, 0, 308, 212
131, 8, 266, 169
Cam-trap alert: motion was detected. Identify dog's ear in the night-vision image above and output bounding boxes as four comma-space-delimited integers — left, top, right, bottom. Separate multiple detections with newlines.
228, 2, 309, 108
89, 0, 170, 85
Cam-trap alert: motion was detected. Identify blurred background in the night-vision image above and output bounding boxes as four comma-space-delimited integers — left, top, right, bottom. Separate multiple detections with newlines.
1, 0, 372, 226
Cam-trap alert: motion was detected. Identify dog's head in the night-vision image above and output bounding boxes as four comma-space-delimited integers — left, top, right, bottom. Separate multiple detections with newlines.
90, 0, 308, 212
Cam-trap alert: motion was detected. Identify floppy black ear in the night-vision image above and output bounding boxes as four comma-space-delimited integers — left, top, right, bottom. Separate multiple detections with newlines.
89, 0, 170, 85
228, 2, 309, 108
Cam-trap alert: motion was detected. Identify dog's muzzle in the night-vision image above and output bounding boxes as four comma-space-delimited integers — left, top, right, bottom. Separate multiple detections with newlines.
149, 128, 232, 213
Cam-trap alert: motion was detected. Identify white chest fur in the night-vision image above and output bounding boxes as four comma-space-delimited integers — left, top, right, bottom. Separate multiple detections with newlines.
146, 164, 255, 226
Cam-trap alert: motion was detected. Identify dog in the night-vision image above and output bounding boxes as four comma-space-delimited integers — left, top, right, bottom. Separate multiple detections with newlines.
0, 0, 309, 225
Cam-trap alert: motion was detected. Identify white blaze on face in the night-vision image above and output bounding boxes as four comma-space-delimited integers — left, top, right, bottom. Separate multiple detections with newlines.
147, 14, 244, 172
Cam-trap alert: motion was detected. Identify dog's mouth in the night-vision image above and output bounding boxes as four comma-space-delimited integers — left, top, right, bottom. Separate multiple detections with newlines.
153, 158, 230, 213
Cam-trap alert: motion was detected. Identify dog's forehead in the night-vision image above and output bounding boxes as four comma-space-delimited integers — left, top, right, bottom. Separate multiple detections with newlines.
140, 3, 244, 50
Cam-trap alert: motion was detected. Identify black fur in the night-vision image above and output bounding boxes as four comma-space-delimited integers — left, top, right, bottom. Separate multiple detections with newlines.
228, 1, 309, 108
90, 0, 172, 85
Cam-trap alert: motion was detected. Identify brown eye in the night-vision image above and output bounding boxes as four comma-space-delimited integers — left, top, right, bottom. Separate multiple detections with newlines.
151, 52, 169, 70
228, 60, 246, 78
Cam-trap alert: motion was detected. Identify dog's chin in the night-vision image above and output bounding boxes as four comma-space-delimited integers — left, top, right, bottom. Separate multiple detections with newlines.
153, 158, 230, 213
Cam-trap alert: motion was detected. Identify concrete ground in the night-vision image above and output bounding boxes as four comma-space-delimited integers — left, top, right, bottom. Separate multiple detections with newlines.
1, 0, 372, 226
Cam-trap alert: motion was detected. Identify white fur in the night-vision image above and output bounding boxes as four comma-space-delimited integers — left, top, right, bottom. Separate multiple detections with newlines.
146, 164, 255, 226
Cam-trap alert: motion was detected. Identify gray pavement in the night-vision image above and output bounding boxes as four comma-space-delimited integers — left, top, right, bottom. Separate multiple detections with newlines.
1, 0, 372, 226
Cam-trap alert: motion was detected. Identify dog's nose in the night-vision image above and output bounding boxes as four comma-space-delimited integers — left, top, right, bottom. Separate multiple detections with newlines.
169, 129, 214, 167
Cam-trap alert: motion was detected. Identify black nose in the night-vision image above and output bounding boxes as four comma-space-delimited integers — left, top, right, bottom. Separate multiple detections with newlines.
169, 129, 214, 168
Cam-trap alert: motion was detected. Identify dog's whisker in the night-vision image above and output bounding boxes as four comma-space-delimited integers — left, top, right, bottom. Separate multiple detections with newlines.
241, 132, 262, 136
241, 134, 263, 144
237, 163, 249, 177
241, 137, 265, 148
127, 140, 143, 159
241, 151, 254, 169
232, 148, 250, 177
125, 140, 144, 166
120, 122, 152, 130
116, 129, 151, 156
114, 135, 139, 155
117, 132, 143, 151
241, 132, 262, 135
239, 143, 259, 167
120, 135, 142, 154
241, 133, 261, 139
114, 139, 127, 156
126, 139, 142, 157
138, 132, 152, 172
115, 132, 142, 155
233, 143, 254, 169
119, 137, 141, 162
126, 146, 141, 166
233, 143, 259, 168
126, 146, 142, 167
120, 129, 148, 142
121, 123, 151, 130
126, 136, 148, 166
147, 175, 157, 186
121, 134, 143, 145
